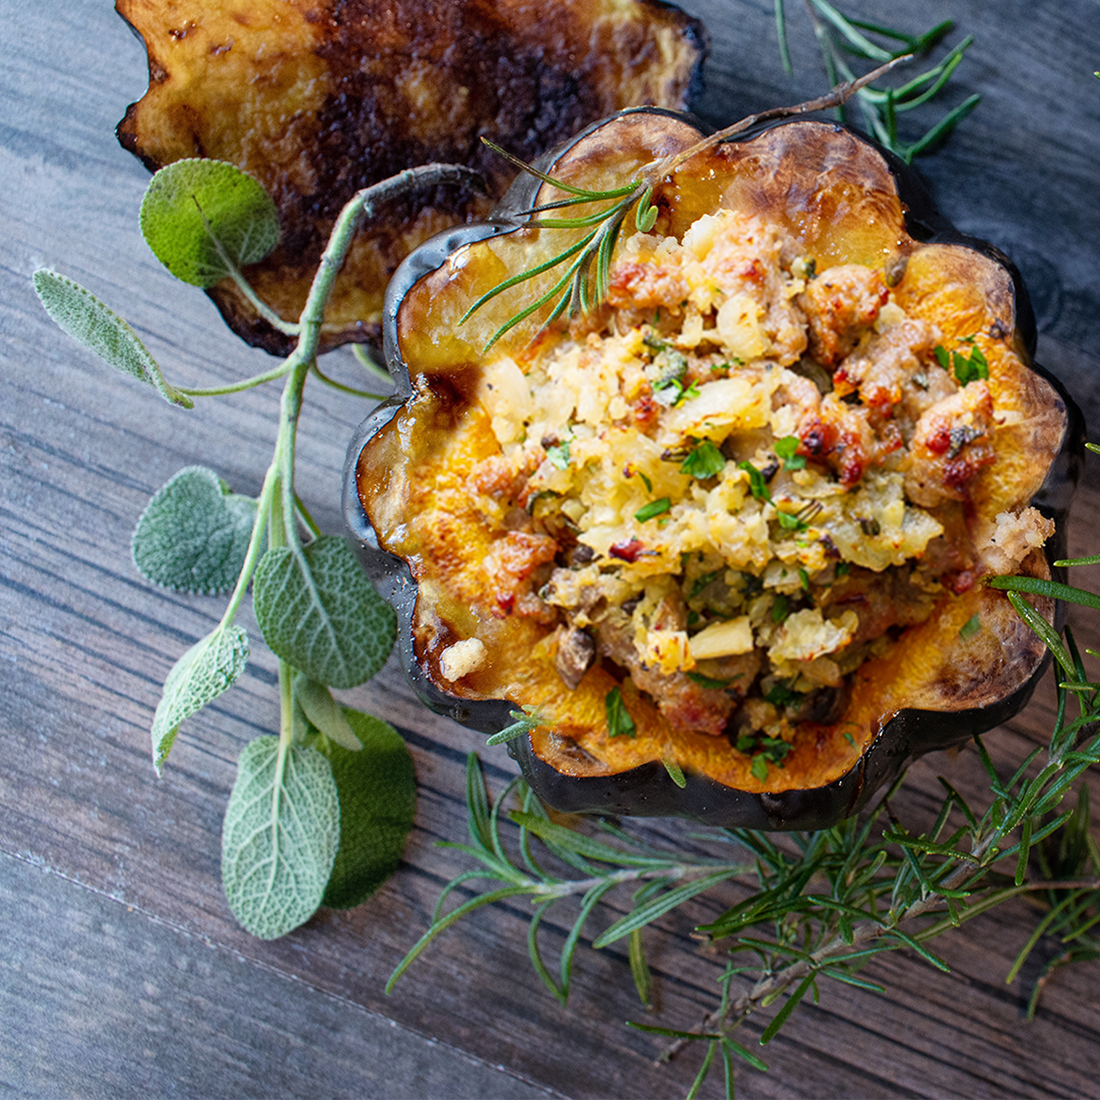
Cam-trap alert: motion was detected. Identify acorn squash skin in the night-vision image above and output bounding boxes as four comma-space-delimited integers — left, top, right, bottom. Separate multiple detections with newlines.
344, 108, 1082, 831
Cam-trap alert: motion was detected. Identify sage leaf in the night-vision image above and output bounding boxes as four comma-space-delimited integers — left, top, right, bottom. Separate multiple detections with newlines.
151, 624, 249, 774
132, 466, 258, 594
140, 159, 280, 288
32, 269, 192, 407
294, 674, 361, 751
252, 536, 396, 689
221, 737, 339, 939
320, 710, 416, 910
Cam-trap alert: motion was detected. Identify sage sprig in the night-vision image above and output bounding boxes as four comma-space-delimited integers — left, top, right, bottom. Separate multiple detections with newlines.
33, 157, 478, 938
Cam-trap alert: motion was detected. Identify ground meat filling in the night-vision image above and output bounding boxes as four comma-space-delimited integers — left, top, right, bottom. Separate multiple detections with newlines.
467, 208, 1049, 750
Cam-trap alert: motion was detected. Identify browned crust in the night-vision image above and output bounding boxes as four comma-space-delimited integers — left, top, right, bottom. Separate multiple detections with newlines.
114, 0, 706, 355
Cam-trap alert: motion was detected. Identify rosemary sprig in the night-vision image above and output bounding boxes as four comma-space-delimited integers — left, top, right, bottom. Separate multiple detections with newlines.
392, 569, 1100, 1097
782, 1, 981, 161
468, 3, 979, 351
466, 58, 908, 351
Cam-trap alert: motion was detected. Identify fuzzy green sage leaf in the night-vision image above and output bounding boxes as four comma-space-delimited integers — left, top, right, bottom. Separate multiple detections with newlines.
252, 535, 396, 689
151, 623, 249, 774
294, 673, 361, 752
319, 710, 416, 910
132, 466, 258, 595
32, 269, 192, 407
140, 159, 280, 288
221, 736, 339, 939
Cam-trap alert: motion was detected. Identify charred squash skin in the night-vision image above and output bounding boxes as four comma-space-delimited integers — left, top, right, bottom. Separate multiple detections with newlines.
345, 109, 1082, 830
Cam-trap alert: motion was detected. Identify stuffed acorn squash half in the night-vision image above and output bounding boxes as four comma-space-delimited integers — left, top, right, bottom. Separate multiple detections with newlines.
345, 108, 1079, 830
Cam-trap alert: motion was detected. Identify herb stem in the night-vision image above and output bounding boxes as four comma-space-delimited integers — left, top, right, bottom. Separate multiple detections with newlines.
178, 360, 297, 397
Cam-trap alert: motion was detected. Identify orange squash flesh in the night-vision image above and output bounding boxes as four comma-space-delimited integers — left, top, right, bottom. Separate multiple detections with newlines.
350, 112, 1074, 823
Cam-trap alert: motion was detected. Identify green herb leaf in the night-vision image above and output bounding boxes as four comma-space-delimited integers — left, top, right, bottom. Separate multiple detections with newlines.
738, 460, 771, 502
952, 345, 990, 385
751, 756, 770, 781
635, 498, 671, 523
32, 269, 192, 407
662, 757, 687, 788
319, 710, 416, 910
132, 466, 258, 594
140, 159, 280, 287
150, 623, 249, 774
933, 344, 951, 371
294, 674, 362, 751
221, 736, 339, 939
605, 686, 637, 738
681, 439, 727, 479
958, 613, 982, 640
546, 441, 571, 469
252, 535, 396, 689
774, 435, 807, 470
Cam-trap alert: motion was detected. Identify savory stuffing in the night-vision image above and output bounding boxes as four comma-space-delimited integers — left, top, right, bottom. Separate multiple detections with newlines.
453, 208, 1053, 757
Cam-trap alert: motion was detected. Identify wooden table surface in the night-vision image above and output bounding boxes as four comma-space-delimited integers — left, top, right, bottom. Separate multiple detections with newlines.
4, 1, 1099, 1097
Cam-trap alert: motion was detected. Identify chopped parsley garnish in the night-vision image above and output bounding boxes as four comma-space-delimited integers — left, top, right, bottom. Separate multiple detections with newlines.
686, 670, 739, 689
835, 561, 851, 577
605, 686, 636, 738
959, 613, 982, 639
738, 460, 770, 501
739, 460, 810, 531
776, 510, 807, 532
764, 682, 800, 708
545, 441, 570, 469
736, 733, 794, 780
774, 434, 807, 471
689, 570, 722, 599
681, 439, 726, 479
933, 342, 990, 385
952, 344, 989, 385
771, 594, 790, 623
635, 497, 671, 523
798, 567, 811, 592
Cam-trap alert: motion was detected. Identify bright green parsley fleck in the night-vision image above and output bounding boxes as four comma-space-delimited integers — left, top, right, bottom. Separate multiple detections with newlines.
771, 594, 790, 624
959, 613, 982, 639
798, 567, 811, 591
689, 570, 722, 599
774, 435, 807, 471
933, 344, 951, 371
635, 469, 653, 492
751, 756, 769, 781
776, 510, 807, 532
843, 731, 857, 746
635, 497, 671, 523
738, 460, 770, 502
681, 439, 726, 479
687, 670, 738, 689
546, 441, 570, 469
605, 686, 636, 738
764, 682, 800, 708
953, 345, 989, 385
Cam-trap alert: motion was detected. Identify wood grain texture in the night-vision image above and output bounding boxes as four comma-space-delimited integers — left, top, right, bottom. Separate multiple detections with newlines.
2, 2, 1099, 1098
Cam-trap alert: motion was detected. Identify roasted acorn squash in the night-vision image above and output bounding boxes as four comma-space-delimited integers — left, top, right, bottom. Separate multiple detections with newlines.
116, 0, 705, 355
345, 109, 1080, 829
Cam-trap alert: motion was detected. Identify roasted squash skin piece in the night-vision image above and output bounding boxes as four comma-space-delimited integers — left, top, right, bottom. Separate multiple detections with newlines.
115, 0, 706, 355
345, 110, 1081, 830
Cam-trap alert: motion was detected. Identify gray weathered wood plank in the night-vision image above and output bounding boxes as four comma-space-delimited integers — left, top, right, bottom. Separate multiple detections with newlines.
3, 1, 1099, 1097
